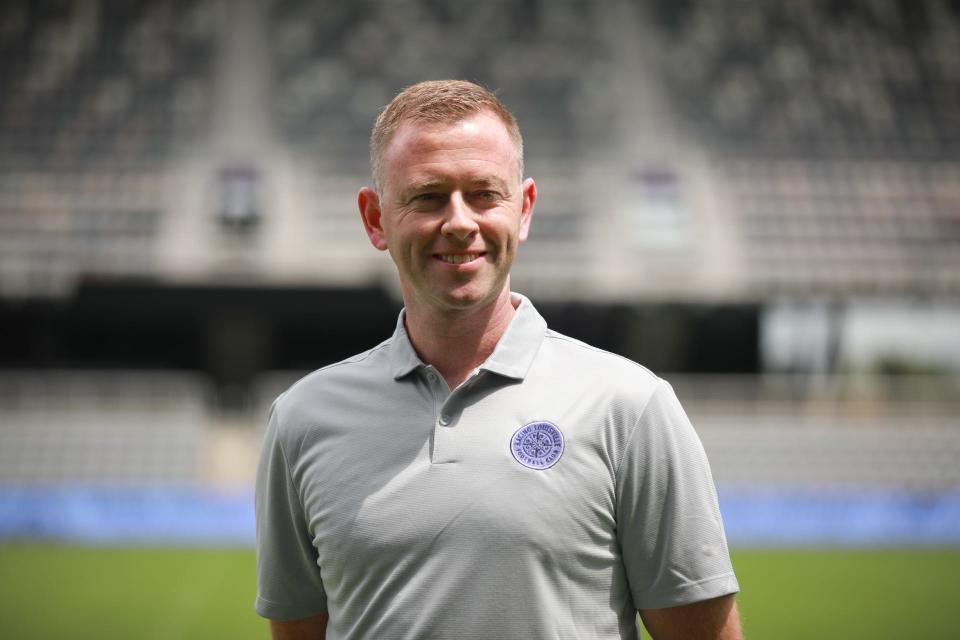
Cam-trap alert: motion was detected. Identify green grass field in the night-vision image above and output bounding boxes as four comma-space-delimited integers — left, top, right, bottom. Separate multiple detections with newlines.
1, 544, 957, 639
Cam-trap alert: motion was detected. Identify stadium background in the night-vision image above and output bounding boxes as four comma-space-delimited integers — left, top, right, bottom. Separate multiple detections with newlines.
1, 0, 958, 637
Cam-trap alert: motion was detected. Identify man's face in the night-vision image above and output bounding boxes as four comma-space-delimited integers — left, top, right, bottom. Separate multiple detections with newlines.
359, 110, 535, 316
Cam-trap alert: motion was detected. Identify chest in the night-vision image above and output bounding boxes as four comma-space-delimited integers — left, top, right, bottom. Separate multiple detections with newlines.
293, 378, 623, 579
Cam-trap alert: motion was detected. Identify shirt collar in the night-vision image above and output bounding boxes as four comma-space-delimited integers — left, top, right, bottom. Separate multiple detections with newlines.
388, 292, 548, 381
480, 293, 547, 380
389, 309, 424, 379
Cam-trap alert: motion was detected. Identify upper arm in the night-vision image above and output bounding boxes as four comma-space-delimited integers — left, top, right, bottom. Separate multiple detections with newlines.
617, 380, 740, 608
255, 401, 328, 620
640, 594, 742, 640
269, 613, 329, 640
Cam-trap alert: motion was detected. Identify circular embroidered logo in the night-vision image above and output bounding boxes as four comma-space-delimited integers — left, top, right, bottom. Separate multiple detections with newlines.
510, 421, 564, 470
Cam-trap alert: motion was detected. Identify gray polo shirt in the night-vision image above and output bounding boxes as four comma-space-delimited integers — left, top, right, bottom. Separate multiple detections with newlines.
256, 294, 738, 639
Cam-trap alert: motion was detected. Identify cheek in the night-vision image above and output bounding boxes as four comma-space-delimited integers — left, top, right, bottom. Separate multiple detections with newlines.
391, 229, 432, 262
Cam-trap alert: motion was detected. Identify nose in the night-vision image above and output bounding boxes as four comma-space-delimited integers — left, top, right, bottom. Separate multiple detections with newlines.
440, 192, 479, 241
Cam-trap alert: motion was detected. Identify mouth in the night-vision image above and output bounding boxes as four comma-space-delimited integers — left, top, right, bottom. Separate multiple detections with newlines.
435, 252, 485, 265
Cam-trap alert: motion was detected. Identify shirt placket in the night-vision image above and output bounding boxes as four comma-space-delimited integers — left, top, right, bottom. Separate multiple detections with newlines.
427, 367, 483, 464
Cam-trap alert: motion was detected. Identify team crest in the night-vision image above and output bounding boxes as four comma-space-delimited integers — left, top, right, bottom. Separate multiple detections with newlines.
510, 421, 564, 470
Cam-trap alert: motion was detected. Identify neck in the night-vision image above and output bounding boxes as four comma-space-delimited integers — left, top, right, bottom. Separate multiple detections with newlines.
403, 290, 517, 389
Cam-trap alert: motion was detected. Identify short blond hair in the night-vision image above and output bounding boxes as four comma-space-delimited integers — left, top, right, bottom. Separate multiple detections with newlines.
370, 80, 524, 192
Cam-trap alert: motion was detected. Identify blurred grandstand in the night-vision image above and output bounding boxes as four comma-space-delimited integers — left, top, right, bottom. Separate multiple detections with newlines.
0, 0, 958, 545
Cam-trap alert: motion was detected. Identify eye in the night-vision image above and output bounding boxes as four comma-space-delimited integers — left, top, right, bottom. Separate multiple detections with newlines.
409, 192, 446, 208
472, 190, 501, 203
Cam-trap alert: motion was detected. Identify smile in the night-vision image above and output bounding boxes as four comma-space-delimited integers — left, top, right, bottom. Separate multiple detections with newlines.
436, 253, 483, 264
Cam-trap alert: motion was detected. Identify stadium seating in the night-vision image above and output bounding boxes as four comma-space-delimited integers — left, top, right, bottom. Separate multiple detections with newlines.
3, 0, 957, 298
0, 0, 219, 296
0, 370, 208, 486
672, 374, 960, 490
0, 0, 217, 171
720, 159, 960, 294
645, 0, 960, 158
266, 0, 608, 171
640, 0, 960, 296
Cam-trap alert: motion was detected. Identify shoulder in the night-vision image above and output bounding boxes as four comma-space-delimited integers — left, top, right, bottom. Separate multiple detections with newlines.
520, 327, 671, 436
269, 337, 395, 441
283, 337, 393, 401
540, 328, 663, 394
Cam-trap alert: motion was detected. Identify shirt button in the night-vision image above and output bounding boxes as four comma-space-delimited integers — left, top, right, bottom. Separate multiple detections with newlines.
438, 413, 451, 426
427, 372, 438, 383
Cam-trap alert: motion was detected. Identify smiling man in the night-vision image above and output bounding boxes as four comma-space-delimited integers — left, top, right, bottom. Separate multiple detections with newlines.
255, 80, 742, 640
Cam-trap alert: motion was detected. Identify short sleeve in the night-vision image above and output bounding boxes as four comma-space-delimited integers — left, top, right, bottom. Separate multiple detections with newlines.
615, 379, 739, 610
254, 397, 328, 620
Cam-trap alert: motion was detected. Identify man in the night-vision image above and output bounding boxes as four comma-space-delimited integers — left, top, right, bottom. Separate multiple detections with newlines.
256, 80, 742, 639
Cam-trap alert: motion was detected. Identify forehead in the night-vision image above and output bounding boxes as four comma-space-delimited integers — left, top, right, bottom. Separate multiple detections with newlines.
382, 111, 518, 187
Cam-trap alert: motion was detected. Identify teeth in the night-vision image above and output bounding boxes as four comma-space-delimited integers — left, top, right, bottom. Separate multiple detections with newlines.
439, 253, 480, 264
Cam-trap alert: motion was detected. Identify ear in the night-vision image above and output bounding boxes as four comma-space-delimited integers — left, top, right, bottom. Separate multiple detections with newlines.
517, 177, 536, 243
358, 187, 389, 251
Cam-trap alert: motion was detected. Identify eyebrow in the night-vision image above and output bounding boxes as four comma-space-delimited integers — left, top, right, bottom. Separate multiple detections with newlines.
405, 179, 448, 194
468, 177, 510, 192
397, 176, 511, 202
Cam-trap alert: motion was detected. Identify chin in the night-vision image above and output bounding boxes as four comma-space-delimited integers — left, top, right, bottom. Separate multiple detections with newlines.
440, 294, 486, 310
433, 286, 496, 310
